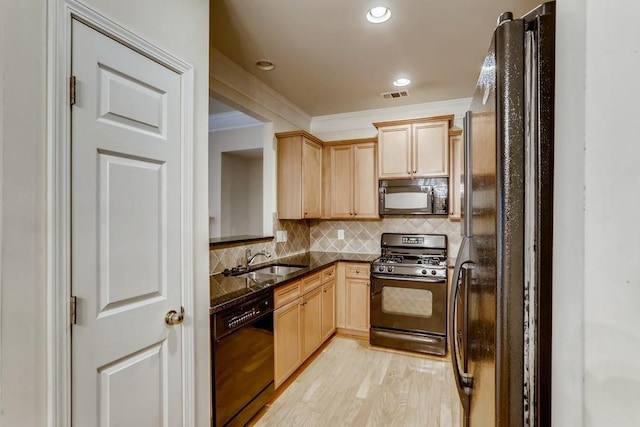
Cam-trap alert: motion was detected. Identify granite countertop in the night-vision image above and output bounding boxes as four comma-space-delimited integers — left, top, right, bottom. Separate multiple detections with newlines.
210, 251, 379, 314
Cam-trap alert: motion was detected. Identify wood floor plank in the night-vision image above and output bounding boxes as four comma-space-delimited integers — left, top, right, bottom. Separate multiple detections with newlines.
251, 336, 461, 426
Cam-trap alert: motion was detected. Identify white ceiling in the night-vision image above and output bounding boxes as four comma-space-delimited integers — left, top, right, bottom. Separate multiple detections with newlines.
211, 0, 542, 117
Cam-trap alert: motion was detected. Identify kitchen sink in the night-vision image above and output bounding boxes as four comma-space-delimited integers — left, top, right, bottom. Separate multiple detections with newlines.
253, 265, 305, 275
237, 271, 279, 282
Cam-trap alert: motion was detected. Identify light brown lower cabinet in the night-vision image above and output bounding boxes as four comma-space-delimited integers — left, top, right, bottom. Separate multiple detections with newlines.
274, 296, 302, 388
345, 278, 370, 333
321, 281, 336, 341
302, 287, 323, 359
336, 262, 371, 337
274, 267, 337, 389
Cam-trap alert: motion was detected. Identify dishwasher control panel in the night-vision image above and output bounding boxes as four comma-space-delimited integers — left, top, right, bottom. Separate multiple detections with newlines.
213, 292, 274, 339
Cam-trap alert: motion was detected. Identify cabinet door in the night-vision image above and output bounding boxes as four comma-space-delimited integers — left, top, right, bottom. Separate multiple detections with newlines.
302, 138, 322, 218
346, 278, 370, 333
329, 145, 354, 218
378, 124, 412, 179
277, 137, 303, 219
321, 281, 336, 341
449, 130, 463, 220
302, 287, 323, 359
413, 121, 449, 177
274, 299, 302, 388
353, 142, 378, 218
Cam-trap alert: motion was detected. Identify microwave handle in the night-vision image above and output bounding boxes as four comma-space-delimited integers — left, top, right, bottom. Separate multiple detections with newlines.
430, 188, 435, 214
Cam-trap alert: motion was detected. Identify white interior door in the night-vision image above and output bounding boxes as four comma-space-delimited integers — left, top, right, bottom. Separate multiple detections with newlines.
71, 19, 184, 426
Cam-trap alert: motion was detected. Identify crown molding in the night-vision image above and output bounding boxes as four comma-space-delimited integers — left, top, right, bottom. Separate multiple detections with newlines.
209, 49, 311, 131
311, 97, 472, 136
208, 110, 262, 132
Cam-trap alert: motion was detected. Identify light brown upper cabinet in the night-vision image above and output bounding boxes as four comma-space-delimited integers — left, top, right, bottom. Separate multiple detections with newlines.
449, 127, 463, 220
374, 115, 454, 179
276, 131, 323, 219
323, 139, 378, 219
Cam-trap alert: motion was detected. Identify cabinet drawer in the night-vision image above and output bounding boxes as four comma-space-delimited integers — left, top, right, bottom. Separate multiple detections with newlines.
345, 263, 369, 279
321, 265, 336, 284
275, 281, 301, 309
301, 272, 322, 294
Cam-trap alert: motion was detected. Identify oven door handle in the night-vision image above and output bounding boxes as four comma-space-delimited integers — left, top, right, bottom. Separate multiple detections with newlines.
449, 237, 473, 403
370, 274, 446, 283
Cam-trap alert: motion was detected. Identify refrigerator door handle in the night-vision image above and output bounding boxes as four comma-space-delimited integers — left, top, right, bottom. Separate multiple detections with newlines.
449, 239, 473, 402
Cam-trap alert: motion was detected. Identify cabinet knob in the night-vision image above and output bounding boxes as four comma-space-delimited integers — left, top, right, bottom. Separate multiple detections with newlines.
413, 169, 417, 174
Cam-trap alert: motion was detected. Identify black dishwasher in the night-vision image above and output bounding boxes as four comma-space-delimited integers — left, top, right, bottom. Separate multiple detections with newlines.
211, 292, 274, 427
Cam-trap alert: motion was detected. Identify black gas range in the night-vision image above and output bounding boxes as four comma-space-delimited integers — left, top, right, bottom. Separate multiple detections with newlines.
370, 233, 449, 355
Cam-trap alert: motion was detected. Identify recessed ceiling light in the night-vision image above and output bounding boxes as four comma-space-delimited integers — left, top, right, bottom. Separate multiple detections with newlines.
393, 78, 411, 87
256, 60, 275, 71
366, 6, 391, 24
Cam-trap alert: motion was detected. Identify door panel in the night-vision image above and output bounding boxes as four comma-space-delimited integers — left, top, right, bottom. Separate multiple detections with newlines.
302, 288, 323, 358
321, 282, 336, 341
378, 124, 411, 178
302, 138, 322, 218
97, 63, 167, 135
413, 121, 448, 177
353, 143, 378, 217
330, 145, 353, 217
98, 343, 165, 427
346, 278, 370, 332
71, 19, 183, 426
98, 153, 165, 314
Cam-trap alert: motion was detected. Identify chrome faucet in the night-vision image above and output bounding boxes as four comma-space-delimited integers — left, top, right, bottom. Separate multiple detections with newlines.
245, 249, 271, 268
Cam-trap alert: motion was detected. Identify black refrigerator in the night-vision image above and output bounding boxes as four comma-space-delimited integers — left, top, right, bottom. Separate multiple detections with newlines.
449, 2, 554, 426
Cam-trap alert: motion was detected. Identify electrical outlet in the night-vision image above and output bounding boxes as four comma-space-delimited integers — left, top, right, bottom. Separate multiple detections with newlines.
337, 229, 345, 240
276, 230, 288, 242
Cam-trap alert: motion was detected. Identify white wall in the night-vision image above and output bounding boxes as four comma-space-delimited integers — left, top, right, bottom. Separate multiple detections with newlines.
555, 0, 640, 425
582, 0, 640, 425
552, 0, 586, 424
248, 157, 264, 232
209, 125, 265, 237
0, 2, 47, 425
219, 153, 263, 236
0, 1, 210, 426
209, 49, 311, 227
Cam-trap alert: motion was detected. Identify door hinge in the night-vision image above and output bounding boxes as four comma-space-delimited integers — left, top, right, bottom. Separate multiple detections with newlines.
70, 296, 77, 325
69, 76, 76, 106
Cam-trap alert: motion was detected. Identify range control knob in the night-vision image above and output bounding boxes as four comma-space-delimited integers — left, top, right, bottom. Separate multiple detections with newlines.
386, 266, 393, 272
421, 269, 427, 275
431, 270, 437, 276
378, 266, 385, 272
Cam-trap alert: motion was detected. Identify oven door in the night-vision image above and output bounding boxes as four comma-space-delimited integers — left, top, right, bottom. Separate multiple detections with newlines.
370, 275, 447, 335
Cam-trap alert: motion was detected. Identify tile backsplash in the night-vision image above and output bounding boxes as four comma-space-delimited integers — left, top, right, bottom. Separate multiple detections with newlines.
309, 217, 462, 259
210, 214, 462, 274
209, 215, 310, 274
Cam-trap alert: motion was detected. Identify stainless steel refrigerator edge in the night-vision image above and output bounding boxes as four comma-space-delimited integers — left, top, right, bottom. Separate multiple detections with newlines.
449, 3, 554, 426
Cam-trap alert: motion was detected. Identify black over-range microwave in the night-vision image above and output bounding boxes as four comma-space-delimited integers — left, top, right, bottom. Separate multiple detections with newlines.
378, 177, 448, 216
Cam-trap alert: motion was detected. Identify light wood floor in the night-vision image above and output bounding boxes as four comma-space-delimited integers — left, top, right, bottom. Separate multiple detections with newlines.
252, 336, 462, 426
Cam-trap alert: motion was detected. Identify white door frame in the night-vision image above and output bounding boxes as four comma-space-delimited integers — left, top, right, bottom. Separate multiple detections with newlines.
46, 1, 195, 425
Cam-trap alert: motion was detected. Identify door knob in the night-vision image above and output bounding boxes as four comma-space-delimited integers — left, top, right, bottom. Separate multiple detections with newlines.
165, 307, 185, 326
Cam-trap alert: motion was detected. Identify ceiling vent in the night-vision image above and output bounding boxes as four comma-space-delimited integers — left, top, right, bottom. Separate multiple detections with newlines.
381, 90, 410, 100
